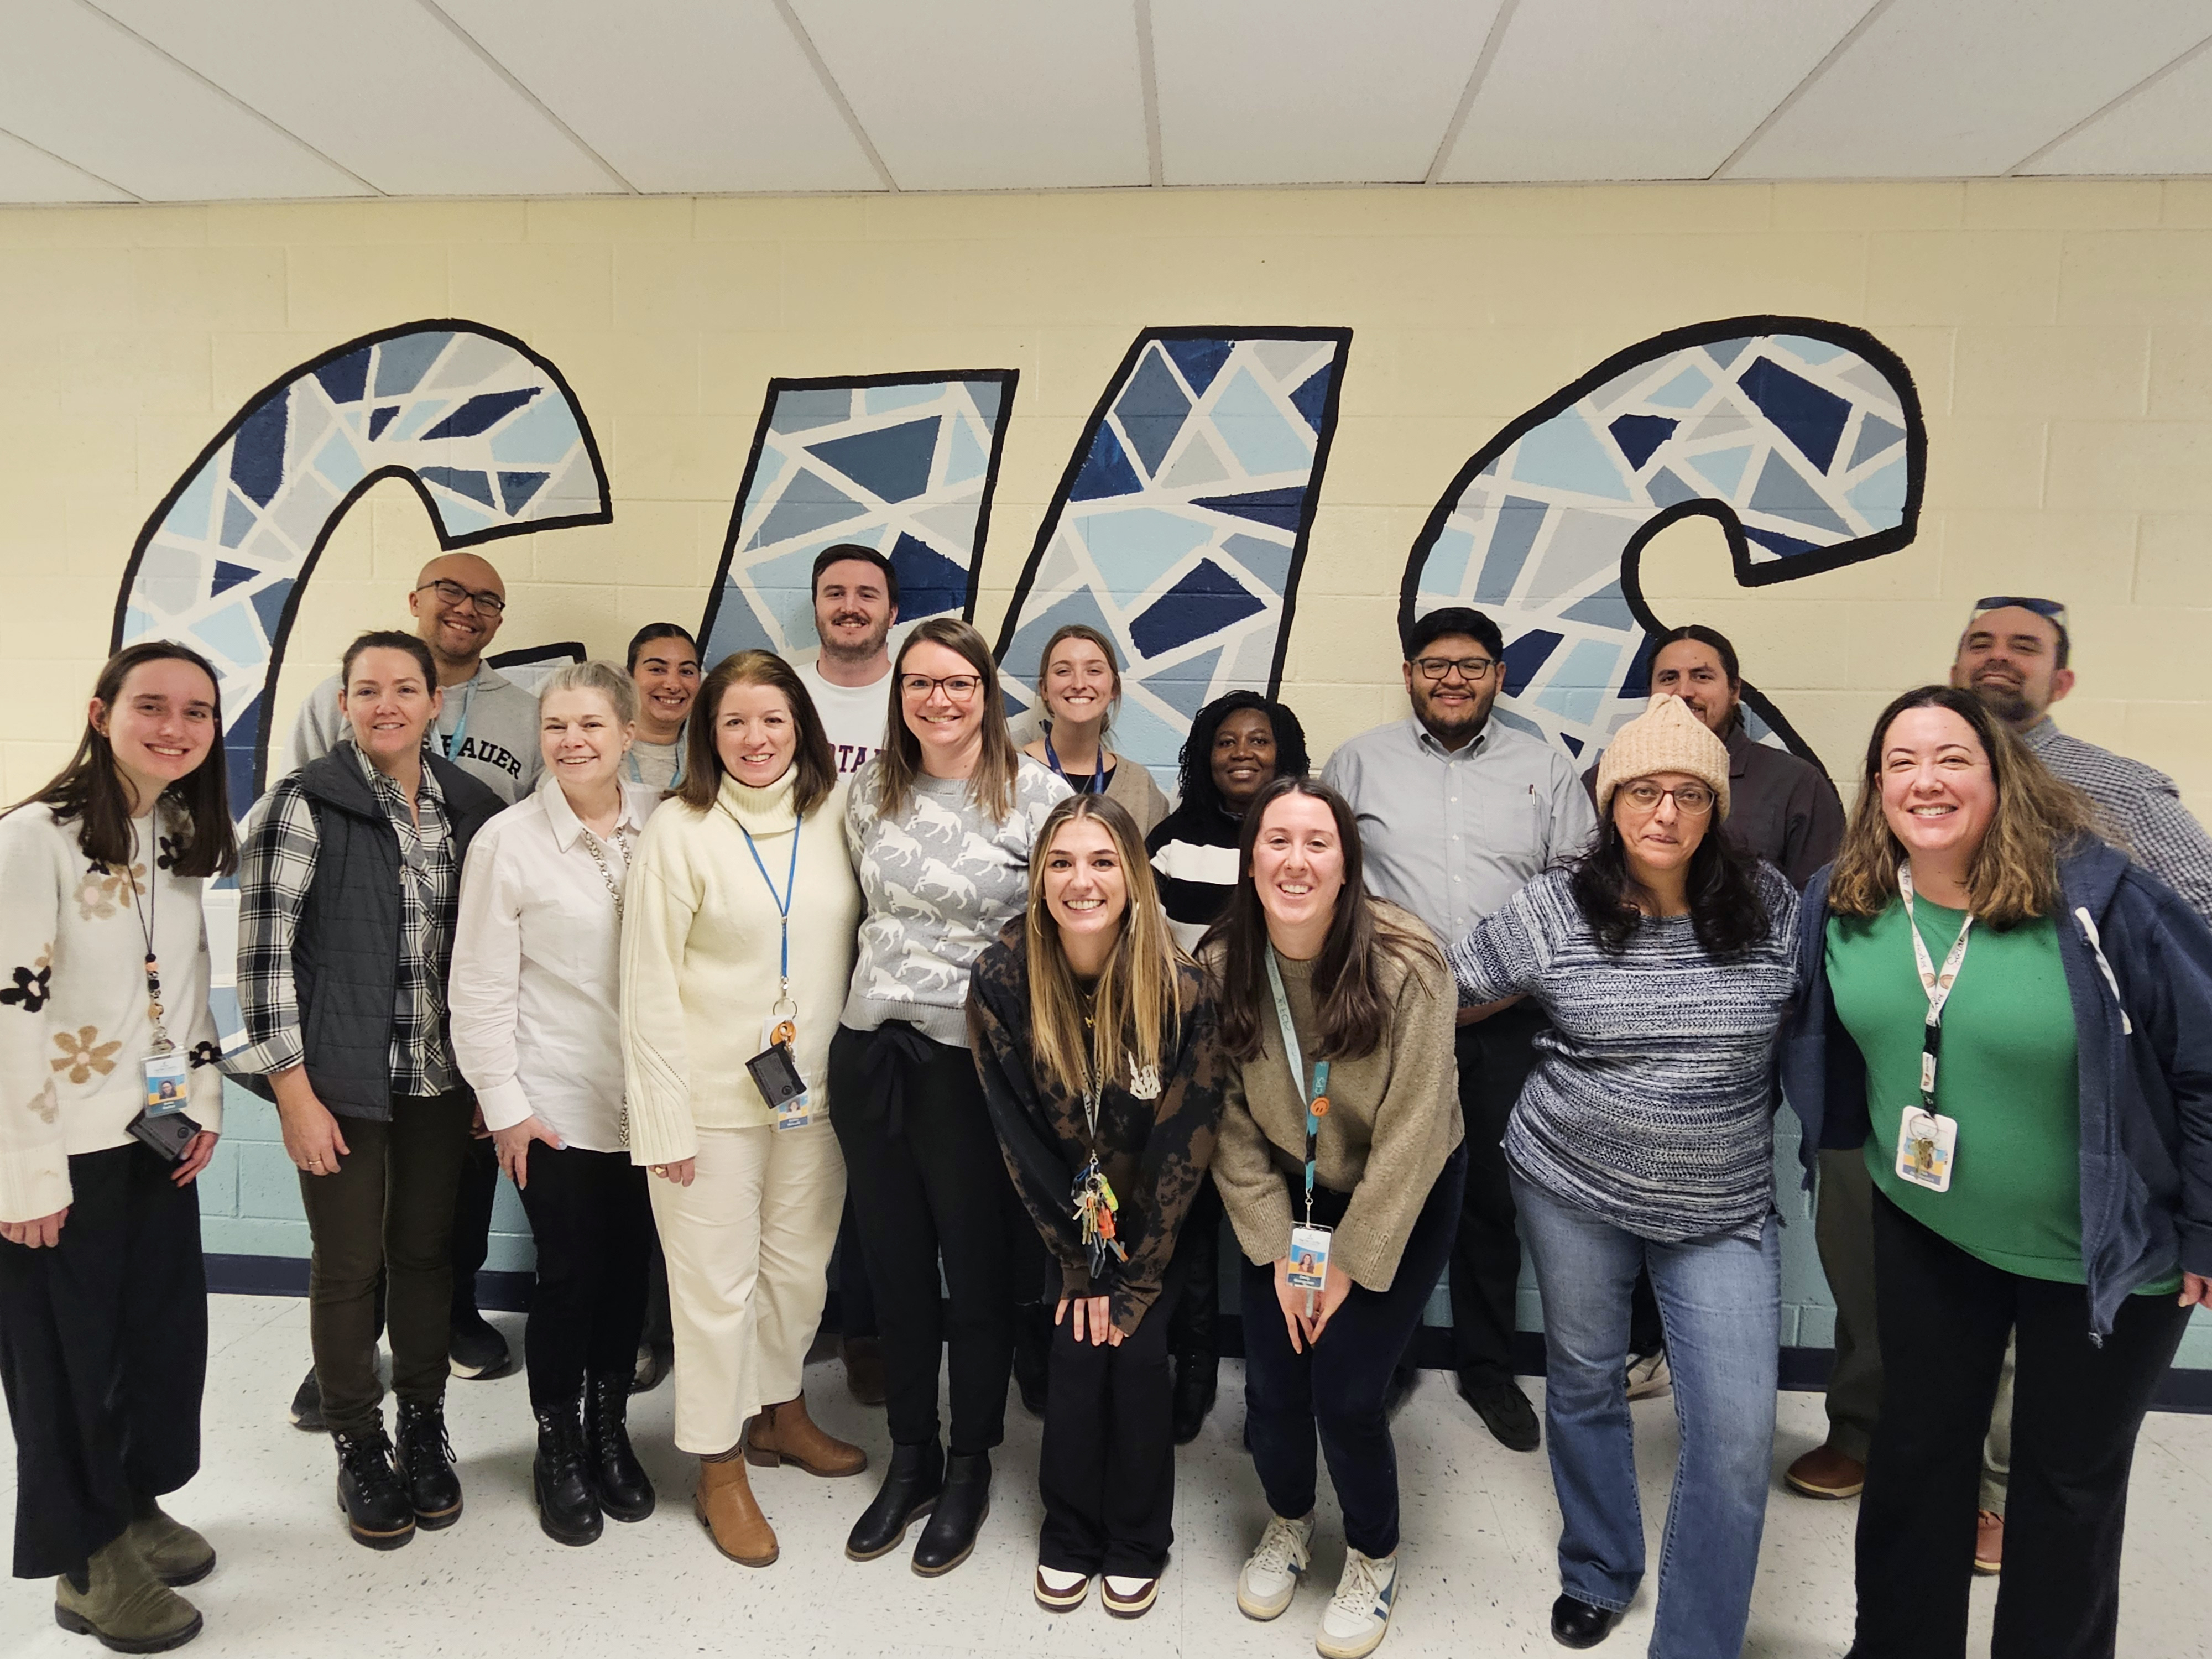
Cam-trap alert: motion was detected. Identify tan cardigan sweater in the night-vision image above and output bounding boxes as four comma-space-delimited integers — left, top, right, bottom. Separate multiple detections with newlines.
1209, 905, 1464, 1291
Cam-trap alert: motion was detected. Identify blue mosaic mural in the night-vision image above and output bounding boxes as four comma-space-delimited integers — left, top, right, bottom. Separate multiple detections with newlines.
697, 372, 1017, 666
111, 321, 611, 803
1404, 317, 1924, 760
994, 328, 1352, 782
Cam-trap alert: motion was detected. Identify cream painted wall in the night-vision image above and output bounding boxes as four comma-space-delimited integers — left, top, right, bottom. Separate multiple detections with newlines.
2, 179, 2209, 817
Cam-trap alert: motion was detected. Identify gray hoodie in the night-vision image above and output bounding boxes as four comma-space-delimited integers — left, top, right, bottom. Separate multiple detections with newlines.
288, 660, 543, 804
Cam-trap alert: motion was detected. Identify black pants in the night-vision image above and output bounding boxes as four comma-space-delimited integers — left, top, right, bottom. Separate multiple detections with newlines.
828, 1023, 1025, 1455
0, 1144, 207, 1580
513, 1143, 654, 1413
1243, 1143, 1466, 1559
1040, 1254, 1187, 1577
1165, 1174, 1223, 1362
447, 1132, 498, 1324
1852, 1191, 2191, 1659
1449, 1009, 1543, 1386
834, 1194, 877, 1340
298, 1092, 474, 1437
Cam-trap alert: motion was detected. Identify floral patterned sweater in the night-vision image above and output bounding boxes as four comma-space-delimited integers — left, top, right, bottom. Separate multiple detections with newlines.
967, 921, 1224, 1337
0, 801, 223, 1222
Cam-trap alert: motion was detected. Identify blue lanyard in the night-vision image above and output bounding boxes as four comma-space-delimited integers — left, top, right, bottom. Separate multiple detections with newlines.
726, 804, 801, 999
627, 732, 686, 789
439, 679, 477, 763
1264, 950, 1331, 1228
1043, 727, 1107, 796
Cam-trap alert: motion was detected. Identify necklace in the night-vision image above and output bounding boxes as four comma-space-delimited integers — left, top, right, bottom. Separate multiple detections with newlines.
578, 821, 635, 920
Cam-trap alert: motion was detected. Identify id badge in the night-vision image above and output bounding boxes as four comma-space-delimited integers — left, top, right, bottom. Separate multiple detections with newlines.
1287, 1223, 1333, 1291
143, 1050, 190, 1116
752, 1016, 811, 1132
1895, 1105, 1957, 1193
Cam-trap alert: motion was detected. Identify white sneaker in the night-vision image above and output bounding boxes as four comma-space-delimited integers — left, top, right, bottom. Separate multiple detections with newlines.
1316, 1548, 1397, 1659
1237, 1511, 1315, 1621
1034, 1564, 1089, 1610
1625, 1350, 1672, 1401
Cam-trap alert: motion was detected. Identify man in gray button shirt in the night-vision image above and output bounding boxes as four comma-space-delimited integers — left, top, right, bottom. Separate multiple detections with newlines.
1323, 606, 1596, 1451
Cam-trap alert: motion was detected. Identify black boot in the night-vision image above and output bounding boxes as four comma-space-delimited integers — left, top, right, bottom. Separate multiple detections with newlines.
911, 1451, 990, 1577
393, 1400, 463, 1529
583, 1374, 655, 1522
333, 1426, 415, 1550
845, 1440, 942, 1562
532, 1404, 603, 1547
1171, 1352, 1218, 1446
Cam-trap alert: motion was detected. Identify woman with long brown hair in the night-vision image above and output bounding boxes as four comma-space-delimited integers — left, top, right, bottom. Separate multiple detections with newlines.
0, 642, 234, 1652
1209, 776, 1465, 1659
1018, 623, 1168, 833
620, 650, 865, 1568
1784, 684, 2212, 1659
832, 617, 1072, 1576
969, 794, 1222, 1617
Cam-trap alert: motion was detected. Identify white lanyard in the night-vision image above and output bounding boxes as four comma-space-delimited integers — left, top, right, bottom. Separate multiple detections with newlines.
1898, 862, 1973, 1027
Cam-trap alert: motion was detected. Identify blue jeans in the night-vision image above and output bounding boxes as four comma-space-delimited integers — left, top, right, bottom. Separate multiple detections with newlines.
1513, 1175, 1779, 1659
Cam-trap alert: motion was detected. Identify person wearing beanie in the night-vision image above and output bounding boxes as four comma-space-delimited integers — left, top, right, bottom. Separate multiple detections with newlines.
1444, 692, 1801, 1655
1321, 605, 1595, 1457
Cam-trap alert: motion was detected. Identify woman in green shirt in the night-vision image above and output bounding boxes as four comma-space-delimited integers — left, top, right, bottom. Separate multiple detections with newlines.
1782, 685, 2212, 1659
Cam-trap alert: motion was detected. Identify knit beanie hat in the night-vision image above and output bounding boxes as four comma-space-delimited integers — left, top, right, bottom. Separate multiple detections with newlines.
1594, 693, 1732, 821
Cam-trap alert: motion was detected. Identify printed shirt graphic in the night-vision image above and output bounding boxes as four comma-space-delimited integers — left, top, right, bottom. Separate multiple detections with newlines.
797, 661, 893, 778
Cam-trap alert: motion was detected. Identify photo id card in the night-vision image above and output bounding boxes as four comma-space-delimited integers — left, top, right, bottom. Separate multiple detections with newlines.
750, 1018, 811, 1131
1287, 1224, 1333, 1292
143, 1050, 190, 1116
1895, 1105, 1957, 1193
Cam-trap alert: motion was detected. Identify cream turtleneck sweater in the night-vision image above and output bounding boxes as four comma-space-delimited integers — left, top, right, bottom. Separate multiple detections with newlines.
619, 769, 859, 1164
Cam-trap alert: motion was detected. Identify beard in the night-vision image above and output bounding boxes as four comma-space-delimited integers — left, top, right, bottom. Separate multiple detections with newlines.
820, 614, 889, 663
1966, 672, 2033, 727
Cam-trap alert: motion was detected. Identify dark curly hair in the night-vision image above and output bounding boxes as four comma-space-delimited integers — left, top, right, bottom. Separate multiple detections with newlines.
1568, 807, 1770, 958
1173, 691, 1311, 820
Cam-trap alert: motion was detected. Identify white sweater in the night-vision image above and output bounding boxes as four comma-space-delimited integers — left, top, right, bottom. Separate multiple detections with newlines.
620, 770, 860, 1164
0, 802, 223, 1222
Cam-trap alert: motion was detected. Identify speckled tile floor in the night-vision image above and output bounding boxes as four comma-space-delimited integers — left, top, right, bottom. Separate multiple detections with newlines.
2, 1295, 2206, 1657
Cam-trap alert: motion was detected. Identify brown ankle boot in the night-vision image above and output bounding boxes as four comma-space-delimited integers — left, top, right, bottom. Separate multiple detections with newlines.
55, 1533, 203, 1651
745, 1395, 868, 1478
695, 1453, 779, 1567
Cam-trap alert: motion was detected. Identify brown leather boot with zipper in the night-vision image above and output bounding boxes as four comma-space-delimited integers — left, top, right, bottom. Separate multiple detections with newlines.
695, 1450, 779, 1566
54, 1532, 203, 1652
744, 1395, 867, 1478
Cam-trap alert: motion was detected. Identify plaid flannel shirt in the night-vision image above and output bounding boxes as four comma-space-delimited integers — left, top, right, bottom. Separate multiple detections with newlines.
2025, 717, 2212, 928
234, 744, 459, 1094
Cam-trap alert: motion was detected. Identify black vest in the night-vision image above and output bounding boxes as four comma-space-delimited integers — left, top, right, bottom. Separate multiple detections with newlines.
276, 748, 502, 1120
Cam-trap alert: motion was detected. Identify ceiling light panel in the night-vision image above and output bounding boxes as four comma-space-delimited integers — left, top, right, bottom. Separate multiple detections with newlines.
1151, 0, 1506, 185
1439, 0, 1867, 182
788, 0, 1149, 190
0, 0, 367, 201
442, 0, 883, 193
1729, 0, 2212, 179
2024, 39, 2212, 175
92, 0, 618, 196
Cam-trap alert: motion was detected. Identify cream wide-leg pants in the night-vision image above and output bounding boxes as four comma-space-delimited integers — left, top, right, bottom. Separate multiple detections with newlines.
648, 1119, 847, 1456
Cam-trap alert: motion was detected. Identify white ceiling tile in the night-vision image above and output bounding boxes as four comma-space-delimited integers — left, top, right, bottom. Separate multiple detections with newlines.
1441, 0, 1866, 183
0, 0, 368, 201
92, 0, 618, 196
2023, 41, 2212, 175
1153, 0, 1506, 186
1729, 0, 2212, 179
0, 128, 135, 203
442, 0, 883, 194
789, 0, 1149, 191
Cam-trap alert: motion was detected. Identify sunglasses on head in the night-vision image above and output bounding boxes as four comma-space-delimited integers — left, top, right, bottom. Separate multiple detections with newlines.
1970, 594, 2068, 632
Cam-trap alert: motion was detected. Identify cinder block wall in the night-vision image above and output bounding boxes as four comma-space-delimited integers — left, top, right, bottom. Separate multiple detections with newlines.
3, 180, 2205, 1364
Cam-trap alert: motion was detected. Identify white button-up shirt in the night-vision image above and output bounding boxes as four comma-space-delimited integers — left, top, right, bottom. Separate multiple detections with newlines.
450, 775, 661, 1152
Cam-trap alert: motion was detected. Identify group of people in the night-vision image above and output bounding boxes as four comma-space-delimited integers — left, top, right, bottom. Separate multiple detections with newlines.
2, 533, 2206, 1659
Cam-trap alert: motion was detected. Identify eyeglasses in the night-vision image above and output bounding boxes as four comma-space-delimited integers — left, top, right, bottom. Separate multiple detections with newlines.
899, 673, 983, 701
414, 578, 507, 616
1618, 780, 1715, 816
1412, 655, 1498, 682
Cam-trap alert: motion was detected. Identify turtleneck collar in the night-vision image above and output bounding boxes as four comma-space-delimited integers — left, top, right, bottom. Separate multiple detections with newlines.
716, 765, 800, 833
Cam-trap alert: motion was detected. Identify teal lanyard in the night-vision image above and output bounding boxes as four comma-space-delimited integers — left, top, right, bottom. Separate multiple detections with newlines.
627, 732, 686, 789
726, 804, 801, 1000
1264, 950, 1331, 1228
442, 680, 476, 763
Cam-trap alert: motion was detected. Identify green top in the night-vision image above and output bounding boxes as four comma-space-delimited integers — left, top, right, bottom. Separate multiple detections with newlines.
1827, 895, 2179, 1295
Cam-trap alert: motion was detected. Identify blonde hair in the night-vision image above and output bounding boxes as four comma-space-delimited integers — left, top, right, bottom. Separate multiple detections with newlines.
1025, 795, 1186, 1098
1036, 622, 1124, 737
1828, 685, 2104, 928
874, 617, 1023, 822
539, 659, 638, 726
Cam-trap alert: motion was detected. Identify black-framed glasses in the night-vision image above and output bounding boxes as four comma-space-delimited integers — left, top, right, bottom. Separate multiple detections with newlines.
899, 673, 983, 701
414, 578, 507, 616
1618, 780, 1715, 816
1412, 655, 1498, 682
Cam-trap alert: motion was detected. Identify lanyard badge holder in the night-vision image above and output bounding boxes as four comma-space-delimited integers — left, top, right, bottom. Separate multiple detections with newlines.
731, 807, 812, 1130
1071, 1023, 1129, 1280
1895, 863, 1968, 1194
122, 828, 201, 1162
1267, 954, 1334, 1314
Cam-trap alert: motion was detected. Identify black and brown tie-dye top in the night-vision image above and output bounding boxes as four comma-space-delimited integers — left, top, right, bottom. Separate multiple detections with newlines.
967, 920, 1224, 1338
